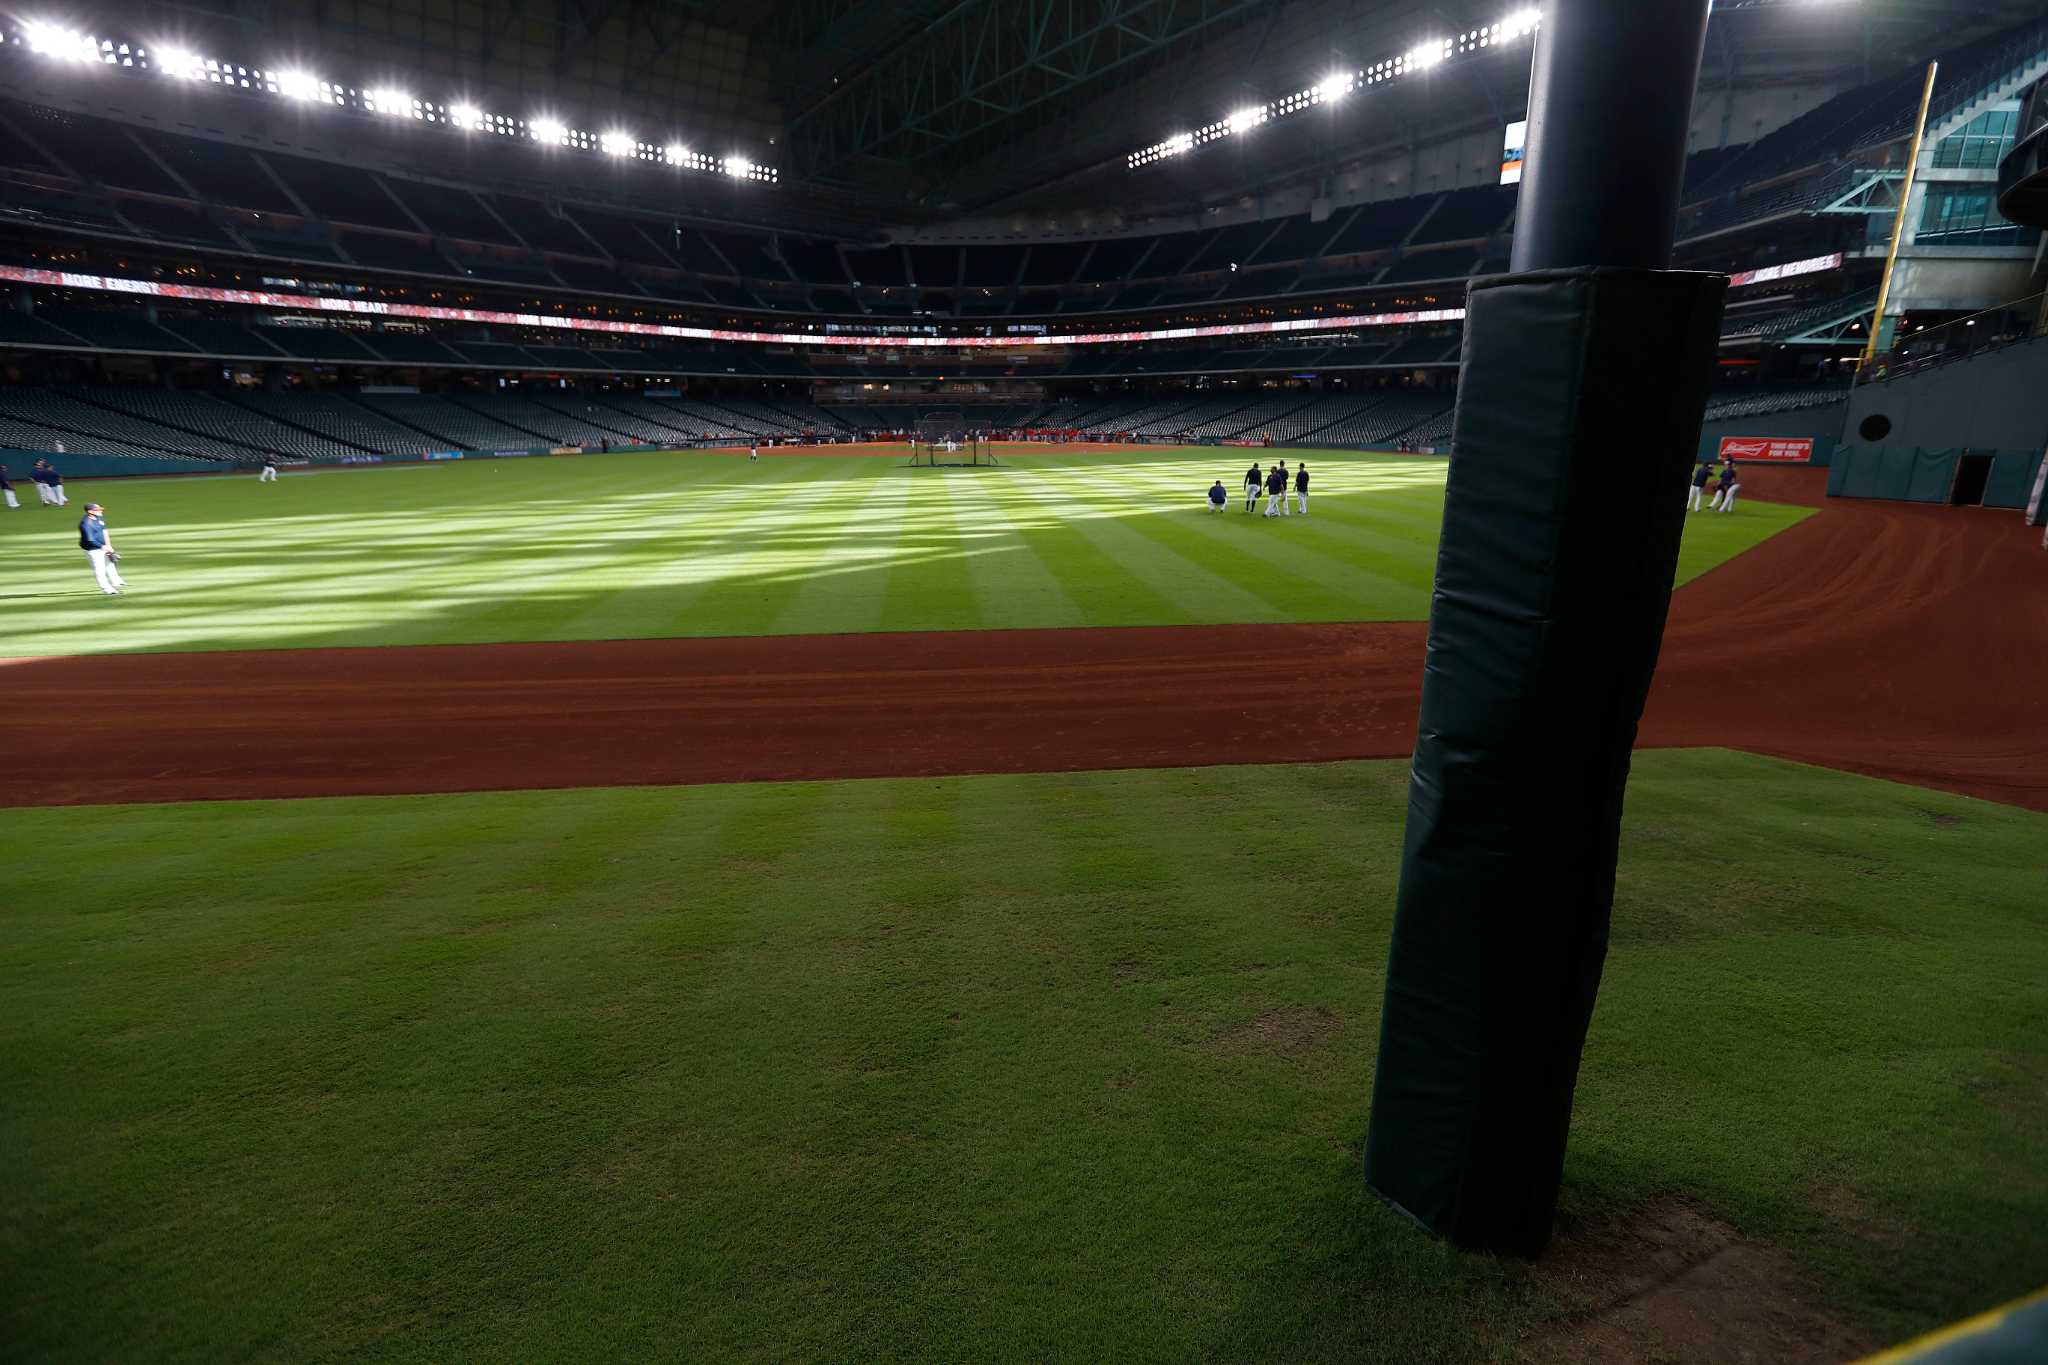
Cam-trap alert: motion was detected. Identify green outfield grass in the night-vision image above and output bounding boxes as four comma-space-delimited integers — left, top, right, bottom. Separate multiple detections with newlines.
0, 448, 1806, 656
3, 750, 2041, 1362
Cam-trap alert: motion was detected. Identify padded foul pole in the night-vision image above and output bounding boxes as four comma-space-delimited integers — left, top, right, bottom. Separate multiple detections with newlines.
1364, 0, 1720, 1257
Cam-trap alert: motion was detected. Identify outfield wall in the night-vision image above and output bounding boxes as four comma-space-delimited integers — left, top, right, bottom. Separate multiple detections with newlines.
1697, 403, 1845, 466
1843, 335, 2048, 451
1826, 446, 2045, 506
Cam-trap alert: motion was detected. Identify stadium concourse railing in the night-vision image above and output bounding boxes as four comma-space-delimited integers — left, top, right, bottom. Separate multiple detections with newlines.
1825, 292, 2048, 510
1854, 290, 2047, 386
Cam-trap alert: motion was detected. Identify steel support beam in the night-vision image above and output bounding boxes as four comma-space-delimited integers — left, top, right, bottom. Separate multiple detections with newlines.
782, 0, 1267, 186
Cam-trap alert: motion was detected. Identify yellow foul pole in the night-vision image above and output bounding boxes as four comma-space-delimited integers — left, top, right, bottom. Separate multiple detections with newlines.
1862, 61, 1939, 368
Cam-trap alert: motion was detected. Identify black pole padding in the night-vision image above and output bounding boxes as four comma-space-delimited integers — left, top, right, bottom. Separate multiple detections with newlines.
1511, 0, 1714, 273
1364, 267, 1726, 1257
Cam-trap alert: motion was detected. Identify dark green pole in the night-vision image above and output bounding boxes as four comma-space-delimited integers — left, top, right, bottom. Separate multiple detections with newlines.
1364, 0, 1720, 1257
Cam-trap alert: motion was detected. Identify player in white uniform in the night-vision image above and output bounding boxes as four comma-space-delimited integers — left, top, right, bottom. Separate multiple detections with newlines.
259, 453, 279, 482
79, 502, 127, 595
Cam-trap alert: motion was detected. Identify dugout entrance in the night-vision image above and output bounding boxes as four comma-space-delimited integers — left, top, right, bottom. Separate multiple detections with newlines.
906, 409, 999, 467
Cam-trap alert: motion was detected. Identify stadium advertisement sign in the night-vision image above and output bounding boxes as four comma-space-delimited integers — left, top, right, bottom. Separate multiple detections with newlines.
1725, 253, 1843, 289
0, 264, 1463, 350
424, 451, 464, 461
1500, 120, 1526, 185
1719, 436, 1813, 463
339, 454, 384, 465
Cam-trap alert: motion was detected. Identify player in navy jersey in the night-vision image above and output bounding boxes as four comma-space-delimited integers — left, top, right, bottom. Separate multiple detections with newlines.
1711, 460, 1741, 512
1688, 459, 1712, 512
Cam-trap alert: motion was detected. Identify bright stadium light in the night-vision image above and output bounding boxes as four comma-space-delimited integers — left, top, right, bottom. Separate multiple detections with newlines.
1128, 4, 1538, 169
25, 21, 101, 62
153, 45, 202, 78
11, 21, 775, 179
1163, 131, 1194, 156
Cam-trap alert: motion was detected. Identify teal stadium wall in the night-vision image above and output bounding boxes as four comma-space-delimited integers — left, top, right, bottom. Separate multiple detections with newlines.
1697, 401, 1845, 467
3, 443, 684, 480
1, 447, 226, 479
1825, 446, 2044, 505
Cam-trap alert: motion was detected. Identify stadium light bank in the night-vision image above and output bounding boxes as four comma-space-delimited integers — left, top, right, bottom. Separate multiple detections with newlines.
1129, 9, 1542, 169
2, 18, 775, 183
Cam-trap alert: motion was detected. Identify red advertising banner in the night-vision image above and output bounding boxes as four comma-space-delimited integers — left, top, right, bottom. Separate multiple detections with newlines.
1718, 436, 1813, 463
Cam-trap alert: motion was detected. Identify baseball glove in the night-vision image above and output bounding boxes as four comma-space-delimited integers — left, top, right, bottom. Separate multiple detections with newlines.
105, 550, 120, 563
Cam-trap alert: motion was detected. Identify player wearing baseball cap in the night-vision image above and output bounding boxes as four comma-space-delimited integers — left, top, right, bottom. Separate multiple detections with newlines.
79, 502, 127, 596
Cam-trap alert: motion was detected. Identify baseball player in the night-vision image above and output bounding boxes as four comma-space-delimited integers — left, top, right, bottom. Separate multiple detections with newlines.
1, 464, 16, 510
1294, 462, 1310, 516
1687, 459, 1712, 512
32, 460, 55, 506
259, 453, 279, 482
1712, 460, 1741, 513
750, 440, 759, 462
45, 458, 66, 507
1244, 461, 1263, 511
78, 502, 126, 595
1264, 463, 1288, 517
1207, 479, 1228, 513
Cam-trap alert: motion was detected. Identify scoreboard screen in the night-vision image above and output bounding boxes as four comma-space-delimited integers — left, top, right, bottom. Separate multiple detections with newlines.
1500, 120, 1527, 185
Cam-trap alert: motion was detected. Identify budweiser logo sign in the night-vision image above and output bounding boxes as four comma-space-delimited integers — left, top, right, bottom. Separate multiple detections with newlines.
1719, 436, 1813, 463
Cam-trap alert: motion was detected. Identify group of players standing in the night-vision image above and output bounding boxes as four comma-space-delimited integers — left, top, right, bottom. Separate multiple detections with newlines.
1207, 458, 1309, 517
0, 459, 67, 510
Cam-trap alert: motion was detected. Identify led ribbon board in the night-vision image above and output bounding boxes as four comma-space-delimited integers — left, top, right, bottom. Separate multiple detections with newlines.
0, 265, 1465, 348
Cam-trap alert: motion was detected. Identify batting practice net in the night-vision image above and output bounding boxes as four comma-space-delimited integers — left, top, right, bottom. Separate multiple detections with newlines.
908, 409, 997, 467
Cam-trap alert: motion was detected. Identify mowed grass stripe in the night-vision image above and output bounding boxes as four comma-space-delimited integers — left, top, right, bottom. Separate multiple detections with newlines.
1000, 464, 1275, 623
443, 456, 830, 644
1108, 464, 1436, 615
941, 468, 1187, 629
767, 461, 917, 635
0, 449, 1805, 654
878, 471, 986, 633
554, 457, 851, 643
1022, 458, 1407, 622
667, 463, 878, 636
934, 467, 1087, 631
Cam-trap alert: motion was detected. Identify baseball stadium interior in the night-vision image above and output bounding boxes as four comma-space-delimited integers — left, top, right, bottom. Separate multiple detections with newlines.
3, 0, 2045, 1360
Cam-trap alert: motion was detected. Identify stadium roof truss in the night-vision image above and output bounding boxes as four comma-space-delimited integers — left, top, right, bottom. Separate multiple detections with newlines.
1783, 296, 1885, 347
778, 0, 1274, 195
1818, 169, 1907, 216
